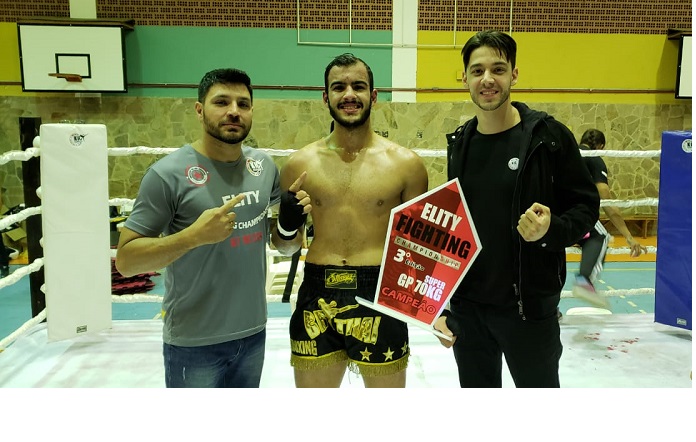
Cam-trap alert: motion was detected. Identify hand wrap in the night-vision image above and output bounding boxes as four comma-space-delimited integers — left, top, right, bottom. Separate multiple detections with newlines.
277, 190, 306, 240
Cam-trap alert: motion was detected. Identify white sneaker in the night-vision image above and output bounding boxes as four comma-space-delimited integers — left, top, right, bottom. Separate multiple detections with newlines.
572, 276, 610, 310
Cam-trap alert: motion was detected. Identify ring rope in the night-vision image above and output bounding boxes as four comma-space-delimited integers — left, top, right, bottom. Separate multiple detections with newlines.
0, 258, 44, 290
108, 198, 136, 207
0, 139, 663, 351
562, 287, 655, 298
112, 294, 163, 303
600, 198, 658, 208
0, 308, 46, 352
0, 206, 42, 231
107, 147, 178, 156
579, 149, 660, 158
104, 197, 659, 217
103, 197, 661, 211
1, 147, 662, 162
566, 245, 657, 255
0, 147, 41, 165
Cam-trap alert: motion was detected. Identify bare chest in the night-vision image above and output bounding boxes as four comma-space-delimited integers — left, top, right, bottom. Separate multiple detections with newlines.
308, 156, 403, 210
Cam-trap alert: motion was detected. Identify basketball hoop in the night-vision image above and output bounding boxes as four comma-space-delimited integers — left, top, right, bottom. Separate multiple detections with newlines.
48, 73, 83, 82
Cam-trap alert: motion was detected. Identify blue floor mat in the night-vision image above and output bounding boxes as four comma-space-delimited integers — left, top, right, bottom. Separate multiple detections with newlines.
0, 262, 658, 339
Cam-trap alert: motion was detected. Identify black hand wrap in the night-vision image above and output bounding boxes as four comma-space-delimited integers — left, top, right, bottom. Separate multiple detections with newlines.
277, 190, 306, 240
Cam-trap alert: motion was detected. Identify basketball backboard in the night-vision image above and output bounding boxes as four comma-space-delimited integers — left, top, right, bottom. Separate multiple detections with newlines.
17, 21, 129, 93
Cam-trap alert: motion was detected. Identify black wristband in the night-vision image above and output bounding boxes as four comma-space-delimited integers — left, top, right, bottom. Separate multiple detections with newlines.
278, 190, 306, 233
276, 223, 298, 240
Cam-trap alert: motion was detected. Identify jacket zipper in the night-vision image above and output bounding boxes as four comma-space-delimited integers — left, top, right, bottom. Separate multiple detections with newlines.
514, 283, 525, 320
513, 138, 544, 320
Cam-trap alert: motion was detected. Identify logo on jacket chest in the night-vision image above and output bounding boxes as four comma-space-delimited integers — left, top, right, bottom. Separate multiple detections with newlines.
508, 157, 519, 171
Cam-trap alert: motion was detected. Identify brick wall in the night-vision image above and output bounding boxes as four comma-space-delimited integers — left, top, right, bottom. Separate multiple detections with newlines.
1, 0, 689, 33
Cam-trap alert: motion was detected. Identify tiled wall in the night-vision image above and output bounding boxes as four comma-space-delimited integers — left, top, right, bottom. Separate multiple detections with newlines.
1, 95, 689, 231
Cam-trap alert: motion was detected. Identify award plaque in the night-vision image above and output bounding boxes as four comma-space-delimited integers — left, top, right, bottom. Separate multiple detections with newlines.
357, 179, 481, 340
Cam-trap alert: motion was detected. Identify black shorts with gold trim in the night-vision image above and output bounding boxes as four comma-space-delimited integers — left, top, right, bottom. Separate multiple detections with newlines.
289, 263, 409, 377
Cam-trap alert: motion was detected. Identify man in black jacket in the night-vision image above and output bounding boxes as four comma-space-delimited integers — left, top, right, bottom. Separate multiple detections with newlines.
433, 30, 599, 387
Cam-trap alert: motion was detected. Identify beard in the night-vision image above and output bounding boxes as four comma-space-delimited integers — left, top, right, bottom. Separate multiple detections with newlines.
328, 100, 372, 129
202, 111, 251, 145
472, 87, 511, 112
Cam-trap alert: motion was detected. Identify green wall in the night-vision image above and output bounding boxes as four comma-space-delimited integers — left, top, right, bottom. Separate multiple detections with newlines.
123, 27, 394, 99
0, 23, 393, 99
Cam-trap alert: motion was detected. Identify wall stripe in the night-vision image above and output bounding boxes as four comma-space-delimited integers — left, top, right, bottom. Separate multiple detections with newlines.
391, 0, 418, 103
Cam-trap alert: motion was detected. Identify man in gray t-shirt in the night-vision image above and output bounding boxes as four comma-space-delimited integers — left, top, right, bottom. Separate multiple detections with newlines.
116, 68, 311, 388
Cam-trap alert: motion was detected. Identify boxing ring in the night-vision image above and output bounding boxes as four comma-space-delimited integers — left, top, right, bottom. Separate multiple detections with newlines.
0, 123, 691, 389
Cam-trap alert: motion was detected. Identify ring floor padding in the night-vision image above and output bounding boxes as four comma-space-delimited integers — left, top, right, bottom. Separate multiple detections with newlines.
0, 315, 690, 388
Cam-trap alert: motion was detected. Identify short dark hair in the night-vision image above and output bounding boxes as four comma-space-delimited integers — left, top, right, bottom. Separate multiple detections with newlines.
324, 53, 374, 93
580, 129, 606, 150
461, 30, 517, 71
197, 68, 253, 103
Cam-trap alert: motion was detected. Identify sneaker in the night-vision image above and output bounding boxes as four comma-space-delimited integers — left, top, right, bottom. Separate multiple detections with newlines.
572, 276, 610, 309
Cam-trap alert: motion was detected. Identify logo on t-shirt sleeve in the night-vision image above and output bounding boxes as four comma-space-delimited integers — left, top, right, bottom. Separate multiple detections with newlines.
186, 165, 209, 186
246, 158, 264, 176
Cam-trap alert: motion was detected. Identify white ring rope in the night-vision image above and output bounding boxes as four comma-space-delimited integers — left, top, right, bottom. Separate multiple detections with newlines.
104, 196, 662, 212
562, 287, 655, 298
108, 198, 136, 207
0, 147, 41, 165
0, 139, 663, 350
112, 294, 163, 303
0, 258, 44, 290
0, 206, 42, 231
600, 198, 658, 208
107, 247, 304, 259
108, 147, 178, 156
579, 149, 661, 158
566, 245, 657, 255
0, 147, 662, 161
256, 148, 660, 159
0, 308, 46, 352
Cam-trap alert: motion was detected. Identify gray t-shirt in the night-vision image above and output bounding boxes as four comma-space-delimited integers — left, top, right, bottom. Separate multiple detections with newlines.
125, 144, 281, 346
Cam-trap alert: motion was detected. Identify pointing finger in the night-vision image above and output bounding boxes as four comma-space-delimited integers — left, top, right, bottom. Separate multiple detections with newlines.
222, 193, 246, 213
288, 171, 308, 193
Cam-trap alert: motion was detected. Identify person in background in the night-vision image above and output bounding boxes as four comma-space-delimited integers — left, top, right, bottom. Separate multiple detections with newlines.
434, 30, 600, 388
571, 128, 647, 309
279, 53, 429, 388
116, 68, 310, 388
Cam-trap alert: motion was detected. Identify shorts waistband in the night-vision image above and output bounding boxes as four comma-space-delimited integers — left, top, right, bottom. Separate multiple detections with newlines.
303, 263, 380, 289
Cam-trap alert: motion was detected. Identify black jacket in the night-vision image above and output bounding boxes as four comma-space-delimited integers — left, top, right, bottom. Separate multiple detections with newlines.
446, 102, 600, 319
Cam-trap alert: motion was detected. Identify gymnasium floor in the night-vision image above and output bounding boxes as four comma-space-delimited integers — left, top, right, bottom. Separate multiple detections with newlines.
0, 235, 692, 390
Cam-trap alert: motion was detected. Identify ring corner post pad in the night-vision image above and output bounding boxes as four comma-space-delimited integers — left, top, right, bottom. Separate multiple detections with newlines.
39, 123, 112, 342
356, 297, 454, 341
